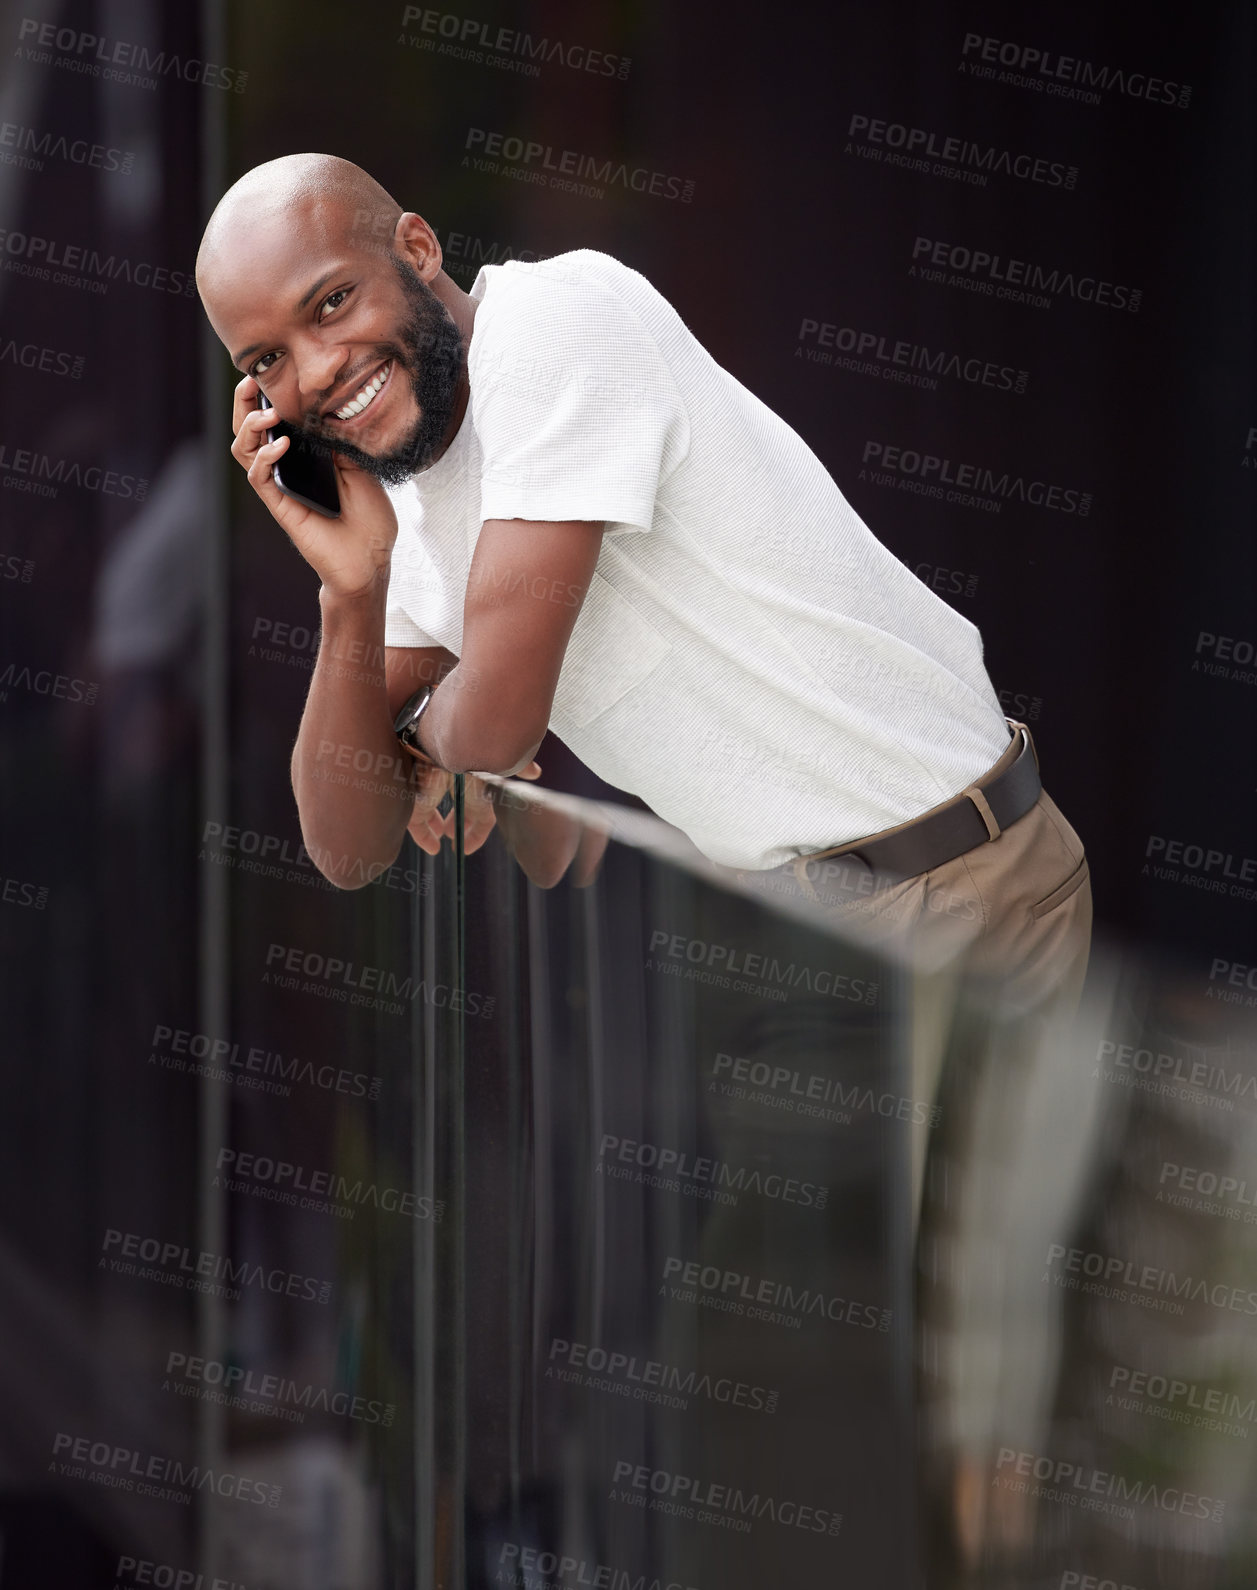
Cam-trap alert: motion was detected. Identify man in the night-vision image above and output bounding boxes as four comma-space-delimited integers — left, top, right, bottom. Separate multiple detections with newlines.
195, 152, 1089, 1010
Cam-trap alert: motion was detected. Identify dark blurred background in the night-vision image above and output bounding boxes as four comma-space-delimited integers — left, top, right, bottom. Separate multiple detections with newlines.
1, 0, 1255, 1584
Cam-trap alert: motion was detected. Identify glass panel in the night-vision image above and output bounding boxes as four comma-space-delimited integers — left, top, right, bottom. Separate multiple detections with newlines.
448, 772, 1248, 1589
454, 776, 918, 1586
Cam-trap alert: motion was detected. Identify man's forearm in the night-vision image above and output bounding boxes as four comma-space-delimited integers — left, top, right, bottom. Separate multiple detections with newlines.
292, 580, 421, 888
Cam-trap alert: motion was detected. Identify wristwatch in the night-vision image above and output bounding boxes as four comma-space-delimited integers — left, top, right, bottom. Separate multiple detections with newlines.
393, 684, 436, 762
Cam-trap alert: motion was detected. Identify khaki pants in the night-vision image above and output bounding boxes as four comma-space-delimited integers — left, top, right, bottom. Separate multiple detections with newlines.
735, 721, 1093, 1219
759, 725, 1096, 1568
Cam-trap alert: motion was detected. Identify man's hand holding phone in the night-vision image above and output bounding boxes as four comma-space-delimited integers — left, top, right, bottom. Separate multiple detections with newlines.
230, 373, 399, 602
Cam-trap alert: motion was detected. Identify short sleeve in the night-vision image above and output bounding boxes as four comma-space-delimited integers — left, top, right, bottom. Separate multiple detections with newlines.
470, 270, 689, 535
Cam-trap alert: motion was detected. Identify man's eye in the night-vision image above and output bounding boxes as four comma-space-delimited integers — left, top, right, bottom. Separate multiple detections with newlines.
245, 288, 351, 377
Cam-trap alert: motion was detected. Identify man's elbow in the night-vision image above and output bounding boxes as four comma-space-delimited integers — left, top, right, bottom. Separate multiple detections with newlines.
303, 833, 404, 891
441, 719, 545, 777
323, 868, 373, 892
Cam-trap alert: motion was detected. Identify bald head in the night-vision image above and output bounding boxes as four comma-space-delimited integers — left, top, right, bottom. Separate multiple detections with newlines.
197, 153, 401, 292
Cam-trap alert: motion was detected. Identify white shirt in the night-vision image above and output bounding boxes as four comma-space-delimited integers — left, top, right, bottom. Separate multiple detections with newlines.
383, 248, 1012, 872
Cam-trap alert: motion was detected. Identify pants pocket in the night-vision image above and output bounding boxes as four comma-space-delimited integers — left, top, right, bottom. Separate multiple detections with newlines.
1029, 855, 1090, 920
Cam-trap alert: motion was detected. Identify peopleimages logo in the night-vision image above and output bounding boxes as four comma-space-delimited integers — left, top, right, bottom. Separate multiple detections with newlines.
214, 1146, 443, 1223
797, 316, 1028, 394
0, 332, 84, 380
1059, 1572, 1147, 1590
149, 1021, 384, 1101
0, 225, 197, 297
200, 817, 426, 898
0, 441, 146, 501
115, 1555, 258, 1590
1, 875, 49, 909
1158, 1161, 1257, 1223
263, 941, 495, 1019
1143, 834, 1257, 903
959, 34, 1191, 109
846, 112, 1076, 189
438, 229, 540, 277
610, 1458, 842, 1537
0, 119, 133, 172
165, 1351, 396, 1428
1194, 629, 1257, 688
100, 1227, 333, 1305
400, 6, 631, 80
1208, 957, 1257, 1010
0, 663, 97, 706
994, 1448, 1223, 1522
1095, 1036, 1253, 1112
646, 928, 877, 1003
547, 1337, 779, 1414
1109, 1363, 1257, 1438
860, 440, 1091, 516
597, 1132, 828, 1210
711, 1051, 941, 1128
16, 18, 248, 92
463, 128, 694, 203
0, 553, 34, 583
910, 235, 1141, 313
51, 1431, 280, 1507
1044, 1241, 1257, 1317
662, 1256, 891, 1333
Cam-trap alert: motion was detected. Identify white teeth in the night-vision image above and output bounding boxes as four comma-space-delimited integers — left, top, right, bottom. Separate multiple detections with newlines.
335, 361, 390, 420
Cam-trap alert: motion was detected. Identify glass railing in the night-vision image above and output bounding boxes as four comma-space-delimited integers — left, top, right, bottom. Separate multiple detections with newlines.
21, 760, 1257, 1588
419, 769, 1254, 1590
444, 772, 914, 1588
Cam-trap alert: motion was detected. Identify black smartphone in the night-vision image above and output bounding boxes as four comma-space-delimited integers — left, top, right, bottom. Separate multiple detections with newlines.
256, 388, 341, 518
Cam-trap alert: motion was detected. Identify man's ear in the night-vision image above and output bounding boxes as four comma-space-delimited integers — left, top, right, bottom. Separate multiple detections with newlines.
394, 212, 442, 283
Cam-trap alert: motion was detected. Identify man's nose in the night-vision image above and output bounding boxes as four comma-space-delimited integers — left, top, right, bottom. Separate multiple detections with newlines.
291, 340, 347, 416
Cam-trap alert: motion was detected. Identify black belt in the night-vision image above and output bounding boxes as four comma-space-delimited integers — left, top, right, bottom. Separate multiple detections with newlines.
818, 719, 1042, 885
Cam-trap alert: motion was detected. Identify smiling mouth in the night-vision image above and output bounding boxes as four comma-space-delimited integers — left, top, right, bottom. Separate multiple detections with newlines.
330, 359, 393, 422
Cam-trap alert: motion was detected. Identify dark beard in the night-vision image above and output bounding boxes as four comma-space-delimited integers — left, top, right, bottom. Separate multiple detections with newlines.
304, 253, 465, 487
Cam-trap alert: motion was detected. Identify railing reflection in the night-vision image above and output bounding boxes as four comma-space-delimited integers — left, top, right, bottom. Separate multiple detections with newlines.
435, 771, 1254, 1590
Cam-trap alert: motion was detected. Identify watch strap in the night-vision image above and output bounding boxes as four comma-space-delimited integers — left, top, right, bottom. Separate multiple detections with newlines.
393, 685, 439, 767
